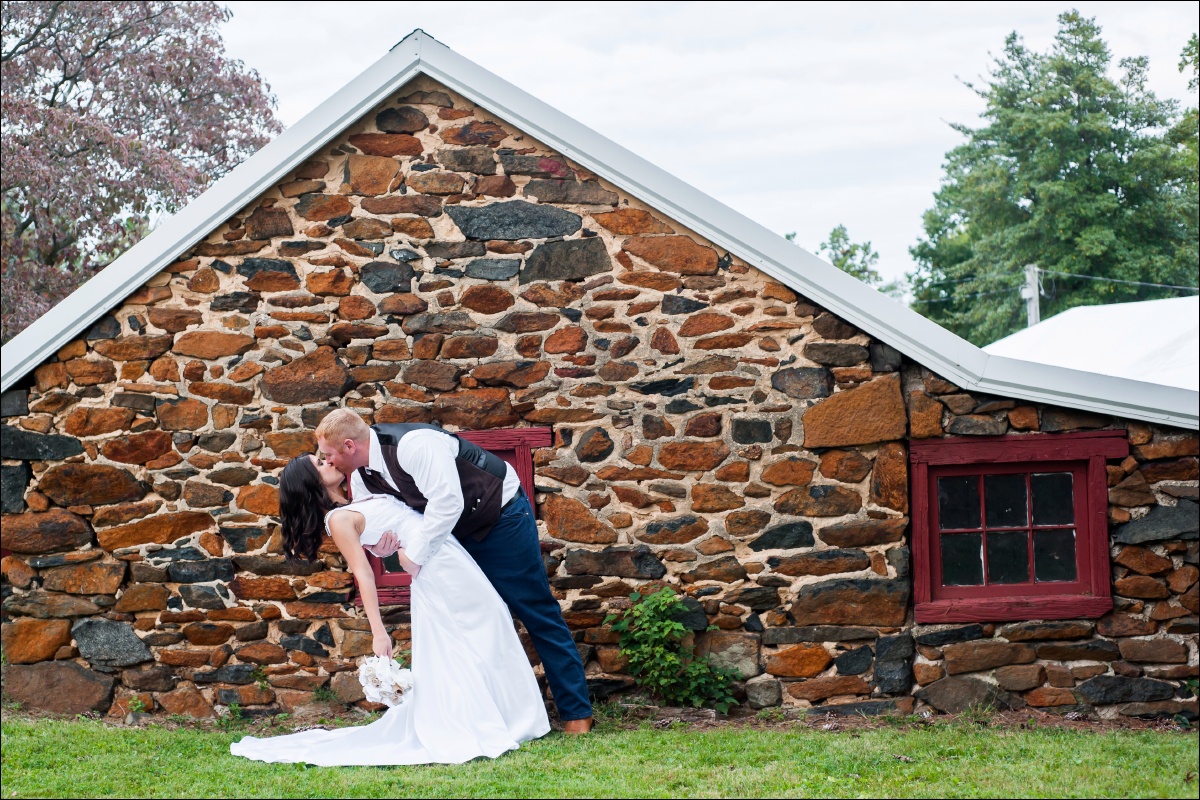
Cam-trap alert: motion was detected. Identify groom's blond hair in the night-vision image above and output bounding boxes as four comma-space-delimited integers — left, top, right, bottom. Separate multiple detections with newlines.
315, 408, 370, 447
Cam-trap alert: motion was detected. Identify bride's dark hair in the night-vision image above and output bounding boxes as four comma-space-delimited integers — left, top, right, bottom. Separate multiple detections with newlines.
279, 457, 339, 562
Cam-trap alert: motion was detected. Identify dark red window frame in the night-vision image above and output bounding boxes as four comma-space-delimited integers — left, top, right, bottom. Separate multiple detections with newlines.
910, 430, 1127, 624
355, 426, 552, 606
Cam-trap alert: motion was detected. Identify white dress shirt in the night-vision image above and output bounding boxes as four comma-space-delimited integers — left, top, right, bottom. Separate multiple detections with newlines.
349, 428, 520, 565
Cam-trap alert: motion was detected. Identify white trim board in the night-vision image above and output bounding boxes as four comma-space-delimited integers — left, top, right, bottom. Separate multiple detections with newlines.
3, 31, 1197, 429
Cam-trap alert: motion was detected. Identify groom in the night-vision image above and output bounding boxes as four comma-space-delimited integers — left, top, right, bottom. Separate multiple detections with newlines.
314, 409, 594, 734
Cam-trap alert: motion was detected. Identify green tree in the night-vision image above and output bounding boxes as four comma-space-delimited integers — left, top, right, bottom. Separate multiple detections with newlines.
908, 11, 1199, 346
787, 225, 904, 299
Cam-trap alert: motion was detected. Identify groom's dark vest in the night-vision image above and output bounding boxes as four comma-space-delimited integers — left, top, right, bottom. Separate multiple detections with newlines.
356, 423, 509, 542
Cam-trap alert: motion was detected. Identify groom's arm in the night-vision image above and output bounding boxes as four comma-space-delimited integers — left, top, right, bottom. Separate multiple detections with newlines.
395, 430, 463, 566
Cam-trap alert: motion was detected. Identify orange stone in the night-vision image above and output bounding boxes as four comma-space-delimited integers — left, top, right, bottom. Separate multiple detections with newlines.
622, 235, 718, 275
678, 313, 734, 337
338, 295, 377, 321
542, 494, 619, 544
869, 442, 908, 513
92, 334, 174, 362
618, 271, 683, 292
238, 484, 280, 516
785, 675, 871, 702
761, 457, 817, 487
63, 407, 135, 437
907, 391, 945, 438
650, 327, 680, 354
97, 511, 215, 550
346, 154, 401, 195
101, 430, 173, 464
691, 485, 745, 512
803, 374, 907, 448
460, 285, 515, 315
347, 133, 423, 157
592, 209, 673, 235
544, 326, 587, 354
157, 687, 215, 718
1008, 405, 1039, 431
658, 441, 730, 471
172, 331, 255, 360
765, 644, 833, 678
1, 618, 72, 664
229, 575, 297, 601
391, 217, 435, 238
306, 269, 354, 296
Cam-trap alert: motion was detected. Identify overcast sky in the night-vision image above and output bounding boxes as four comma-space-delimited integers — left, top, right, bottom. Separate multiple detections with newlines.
221, 1, 1198, 285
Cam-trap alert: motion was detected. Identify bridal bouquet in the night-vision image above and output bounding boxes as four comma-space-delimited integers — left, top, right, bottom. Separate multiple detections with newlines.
357, 655, 413, 707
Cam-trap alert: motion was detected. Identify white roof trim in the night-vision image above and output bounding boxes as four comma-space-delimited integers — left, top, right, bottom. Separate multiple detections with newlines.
3, 31, 1197, 429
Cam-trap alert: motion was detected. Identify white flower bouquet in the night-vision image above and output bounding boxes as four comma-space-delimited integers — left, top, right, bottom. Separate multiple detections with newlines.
357, 655, 413, 707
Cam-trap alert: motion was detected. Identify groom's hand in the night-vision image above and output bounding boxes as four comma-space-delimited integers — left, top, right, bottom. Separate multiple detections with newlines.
365, 530, 400, 557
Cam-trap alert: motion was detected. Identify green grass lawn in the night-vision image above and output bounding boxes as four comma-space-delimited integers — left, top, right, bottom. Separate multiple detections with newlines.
1, 713, 1196, 798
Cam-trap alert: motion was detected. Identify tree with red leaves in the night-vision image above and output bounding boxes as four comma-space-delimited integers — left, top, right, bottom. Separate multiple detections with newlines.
1, 1, 281, 342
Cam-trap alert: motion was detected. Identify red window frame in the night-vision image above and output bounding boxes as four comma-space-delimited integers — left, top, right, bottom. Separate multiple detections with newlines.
910, 430, 1127, 623
355, 426, 552, 606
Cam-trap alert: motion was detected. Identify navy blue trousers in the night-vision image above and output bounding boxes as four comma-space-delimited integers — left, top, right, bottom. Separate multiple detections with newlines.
460, 492, 592, 722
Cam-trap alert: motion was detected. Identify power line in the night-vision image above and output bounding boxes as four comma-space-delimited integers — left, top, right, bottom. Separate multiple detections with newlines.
920, 287, 1017, 304
1038, 269, 1199, 292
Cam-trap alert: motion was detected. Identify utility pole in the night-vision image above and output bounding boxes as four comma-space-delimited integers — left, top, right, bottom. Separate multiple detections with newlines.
1020, 264, 1040, 327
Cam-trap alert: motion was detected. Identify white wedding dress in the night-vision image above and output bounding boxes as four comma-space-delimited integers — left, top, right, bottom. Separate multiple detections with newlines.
230, 494, 551, 765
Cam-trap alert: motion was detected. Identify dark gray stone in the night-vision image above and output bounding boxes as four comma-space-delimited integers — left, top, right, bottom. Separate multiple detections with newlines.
237, 258, 297, 281
26, 551, 99, 568
771, 368, 833, 399
887, 546, 910, 578
313, 624, 335, 647
875, 633, 914, 662
631, 377, 695, 397
520, 237, 611, 284
178, 585, 225, 609
1112, 501, 1198, 544
140, 632, 183, 646
236, 621, 269, 641
745, 674, 783, 709
437, 146, 496, 174
946, 415, 1008, 436
748, 522, 815, 551
302, 591, 351, 604
72, 619, 153, 670
167, 559, 235, 584
498, 153, 574, 178
834, 645, 874, 675
1, 389, 29, 417
389, 247, 423, 262
2, 462, 31, 513
1034, 640, 1121, 661
280, 634, 329, 657
731, 418, 772, 444
193, 664, 257, 685
805, 342, 869, 366
231, 555, 325, 576
524, 179, 618, 205
220, 528, 267, 553
277, 620, 310, 635
873, 660, 914, 694
401, 312, 477, 335
116, 393, 156, 412
447, 201, 581, 241
916, 676, 1025, 714
1, 427, 83, 460
665, 399, 703, 414
729, 586, 781, 612
809, 700, 901, 717
210, 292, 261, 313
869, 342, 903, 372
1076, 676, 1174, 705
376, 106, 428, 133
121, 666, 177, 692
914, 625, 984, 647
360, 261, 416, 293
130, 563, 168, 582
564, 546, 666, 579
768, 549, 870, 572
660, 295, 708, 315
465, 258, 521, 280
147, 547, 208, 563
197, 432, 237, 452
761, 626, 878, 644
587, 677, 634, 702
426, 241, 486, 260
85, 315, 120, 340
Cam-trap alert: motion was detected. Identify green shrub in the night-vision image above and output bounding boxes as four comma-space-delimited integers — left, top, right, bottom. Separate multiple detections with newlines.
605, 587, 737, 713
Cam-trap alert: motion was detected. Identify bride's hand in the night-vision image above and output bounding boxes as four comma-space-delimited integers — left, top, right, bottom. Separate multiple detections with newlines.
372, 630, 393, 658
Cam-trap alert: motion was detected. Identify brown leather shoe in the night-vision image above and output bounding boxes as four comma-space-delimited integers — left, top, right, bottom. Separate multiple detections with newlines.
561, 717, 593, 735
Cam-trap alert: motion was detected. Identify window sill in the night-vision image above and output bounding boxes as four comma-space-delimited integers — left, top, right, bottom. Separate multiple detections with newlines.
915, 595, 1113, 624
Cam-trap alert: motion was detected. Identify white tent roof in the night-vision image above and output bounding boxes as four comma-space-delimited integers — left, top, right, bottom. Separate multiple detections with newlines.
984, 297, 1199, 392
2, 30, 1197, 428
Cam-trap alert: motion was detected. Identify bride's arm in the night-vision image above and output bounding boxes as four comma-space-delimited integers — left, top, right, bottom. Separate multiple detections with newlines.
328, 512, 393, 659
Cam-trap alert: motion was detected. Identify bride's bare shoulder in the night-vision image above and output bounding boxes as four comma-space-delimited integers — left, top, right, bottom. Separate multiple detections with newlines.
325, 506, 364, 530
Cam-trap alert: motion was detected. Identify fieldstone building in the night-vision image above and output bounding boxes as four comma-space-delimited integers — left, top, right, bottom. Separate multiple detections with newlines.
2, 32, 1197, 721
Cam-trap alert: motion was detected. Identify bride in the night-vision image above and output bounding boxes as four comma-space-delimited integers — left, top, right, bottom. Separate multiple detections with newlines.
230, 454, 551, 766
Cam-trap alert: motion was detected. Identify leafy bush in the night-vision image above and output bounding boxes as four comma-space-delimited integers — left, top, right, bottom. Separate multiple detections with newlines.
605, 587, 737, 713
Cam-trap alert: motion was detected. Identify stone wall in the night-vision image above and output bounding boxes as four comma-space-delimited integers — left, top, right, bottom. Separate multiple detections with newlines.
1, 77, 1196, 720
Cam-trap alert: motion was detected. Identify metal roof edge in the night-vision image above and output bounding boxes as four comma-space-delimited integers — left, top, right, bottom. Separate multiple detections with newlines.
4, 31, 1198, 430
